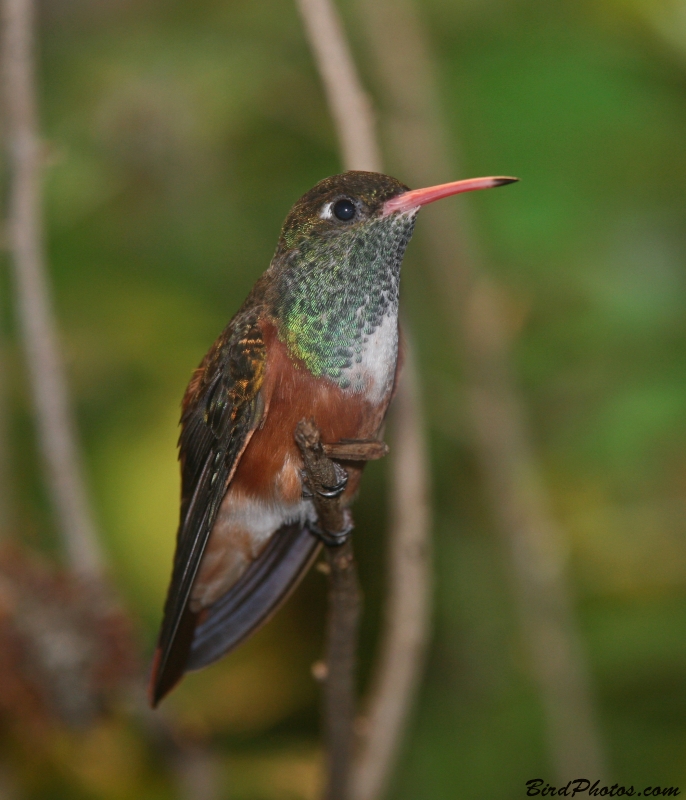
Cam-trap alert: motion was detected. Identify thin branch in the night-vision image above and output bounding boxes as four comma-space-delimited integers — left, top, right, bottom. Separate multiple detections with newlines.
354, 0, 607, 782
126, 684, 222, 800
294, 0, 381, 173
322, 441, 388, 461
173, 742, 221, 800
352, 341, 432, 800
2, 8, 224, 797
294, 2, 434, 796
295, 419, 363, 800
0, 326, 12, 540
296, 419, 353, 537
321, 541, 361, 800
1, 0, 104, 580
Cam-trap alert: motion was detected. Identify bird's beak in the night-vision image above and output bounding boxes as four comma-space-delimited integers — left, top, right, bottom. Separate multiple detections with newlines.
382, 176, 519, 216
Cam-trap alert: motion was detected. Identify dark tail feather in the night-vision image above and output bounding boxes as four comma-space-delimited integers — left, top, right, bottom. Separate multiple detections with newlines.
149, 523, 320, 706
187, 523, 320, 671
149, 603, 199, 707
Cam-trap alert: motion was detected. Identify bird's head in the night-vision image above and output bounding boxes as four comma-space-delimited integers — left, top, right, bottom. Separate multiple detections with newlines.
275, 171, 411, 256
268, 170, 516, 382
274, 170, 517, 259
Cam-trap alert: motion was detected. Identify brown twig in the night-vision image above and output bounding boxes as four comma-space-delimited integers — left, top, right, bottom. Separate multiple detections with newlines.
354, 0, 606, 782
295, 419, 364, 800
2, 3, 223, 796
322, 441, 389, 461
321, 541, 361, 800
294, 0, 380, 173
0, 325, 12, 540
125, 682, 221, 800
295, 419, 352, 537
295, 421, 406, 800
1, 0, 104, 581
352, 342, 432, 800
294, 1, 434, 796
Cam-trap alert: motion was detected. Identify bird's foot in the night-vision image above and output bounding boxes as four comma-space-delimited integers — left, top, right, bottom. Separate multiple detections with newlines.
318, 461, 349, 498
309, 509, 354, 546
300, 461, 348, 500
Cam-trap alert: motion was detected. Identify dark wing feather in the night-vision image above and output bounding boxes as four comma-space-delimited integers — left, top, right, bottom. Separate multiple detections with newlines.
149, 311, 267, 706
187, 522, 320, 671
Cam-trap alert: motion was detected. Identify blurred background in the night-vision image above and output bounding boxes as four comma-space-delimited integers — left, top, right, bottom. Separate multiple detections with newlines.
1, 0, 686, 797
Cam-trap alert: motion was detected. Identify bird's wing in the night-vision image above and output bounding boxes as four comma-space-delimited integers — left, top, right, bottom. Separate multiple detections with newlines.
187, 521, 320, 672
149, 310, 268, 706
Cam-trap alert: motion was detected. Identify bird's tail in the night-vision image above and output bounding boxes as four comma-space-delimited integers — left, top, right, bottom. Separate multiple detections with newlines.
149, 522, 320, 706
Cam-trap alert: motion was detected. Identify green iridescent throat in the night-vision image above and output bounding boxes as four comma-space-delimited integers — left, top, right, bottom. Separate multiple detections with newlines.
273, 213, 416, 385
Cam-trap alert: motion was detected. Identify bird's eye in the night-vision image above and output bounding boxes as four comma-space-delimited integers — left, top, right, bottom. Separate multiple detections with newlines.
333, 198, 356, 221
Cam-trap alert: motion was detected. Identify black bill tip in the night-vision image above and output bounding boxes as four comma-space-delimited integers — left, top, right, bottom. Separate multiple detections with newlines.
492, 177, 519, 187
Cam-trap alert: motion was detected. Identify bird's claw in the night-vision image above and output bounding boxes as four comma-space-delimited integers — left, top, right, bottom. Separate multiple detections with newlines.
301, 462, 348, 500
318, 461, 348, 498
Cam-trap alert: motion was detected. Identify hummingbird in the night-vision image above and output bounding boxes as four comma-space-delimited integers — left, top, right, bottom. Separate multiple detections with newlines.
149, 170, 517, 706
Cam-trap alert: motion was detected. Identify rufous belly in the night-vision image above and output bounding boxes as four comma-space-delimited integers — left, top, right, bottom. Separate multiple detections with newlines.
189, 322, 394, 611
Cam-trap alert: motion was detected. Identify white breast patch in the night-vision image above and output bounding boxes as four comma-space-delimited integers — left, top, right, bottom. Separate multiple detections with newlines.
341, 310, 399, 404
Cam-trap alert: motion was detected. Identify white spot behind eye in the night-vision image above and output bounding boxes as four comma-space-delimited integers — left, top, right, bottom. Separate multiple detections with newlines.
319, 202, 333, 220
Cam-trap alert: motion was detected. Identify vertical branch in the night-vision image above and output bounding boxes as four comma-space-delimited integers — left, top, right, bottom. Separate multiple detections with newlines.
295, 0, 433, 796
322, 540, 361, 800
0, 325, 12, 539
352, 342, 432, 800
295, 419, 362, 800
294, 1, 434, 798
355, 0, 607, 782
1, 0, 104, 580
294, 0, 380, 173
2, 6, 221, 797
173, 743, 221, 800
464, 280, 606, 781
